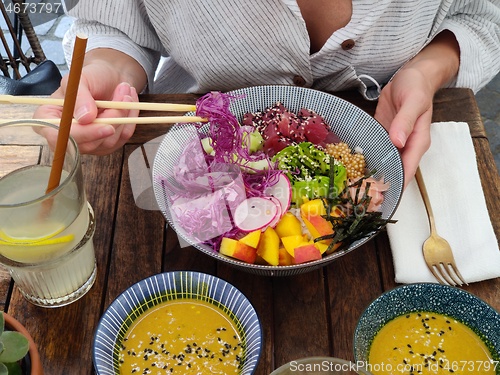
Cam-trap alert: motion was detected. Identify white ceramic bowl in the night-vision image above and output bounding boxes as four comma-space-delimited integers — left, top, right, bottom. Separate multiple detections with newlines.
153, 85, 403, 276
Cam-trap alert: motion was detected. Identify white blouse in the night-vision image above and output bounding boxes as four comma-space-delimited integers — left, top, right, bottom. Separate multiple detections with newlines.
63, 0, 500, 99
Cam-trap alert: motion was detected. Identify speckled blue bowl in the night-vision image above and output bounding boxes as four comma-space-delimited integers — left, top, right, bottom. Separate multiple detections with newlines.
93, 271, 262, 375
354, 283, 500, 364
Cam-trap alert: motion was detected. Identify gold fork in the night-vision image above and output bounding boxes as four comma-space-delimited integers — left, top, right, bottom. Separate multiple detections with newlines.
415, 167, 468, 286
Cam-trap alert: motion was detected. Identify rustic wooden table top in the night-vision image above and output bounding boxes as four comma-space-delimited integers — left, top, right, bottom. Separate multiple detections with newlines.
0, 88, 499, 375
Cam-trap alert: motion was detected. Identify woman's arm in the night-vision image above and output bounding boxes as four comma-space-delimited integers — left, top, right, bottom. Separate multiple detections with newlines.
374, 31, 461, 187
439, 0, 500, 92
399, 30, 460, 94
35, 0, 162, 155
82, 48, 148, 92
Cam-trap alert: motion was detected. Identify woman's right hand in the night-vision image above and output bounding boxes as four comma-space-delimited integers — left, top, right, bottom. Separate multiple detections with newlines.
34, 49, 147, 155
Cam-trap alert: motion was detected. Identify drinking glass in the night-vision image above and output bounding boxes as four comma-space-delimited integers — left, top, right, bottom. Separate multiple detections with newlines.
0, 120, 96, 307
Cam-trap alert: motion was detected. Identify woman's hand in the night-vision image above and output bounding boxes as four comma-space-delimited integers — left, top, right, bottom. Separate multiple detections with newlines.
34, 49, 147, 155
375, 67, 434, 188
374, 30, 460, 188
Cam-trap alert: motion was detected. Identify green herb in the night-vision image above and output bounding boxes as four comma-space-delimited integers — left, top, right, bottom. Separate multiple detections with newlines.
317, 158, 396, 253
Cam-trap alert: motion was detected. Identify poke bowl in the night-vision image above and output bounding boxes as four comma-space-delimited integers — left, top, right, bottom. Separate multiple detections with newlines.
354, 283, 500, 374
152, 85, 404, 276
93, 271, 262, 375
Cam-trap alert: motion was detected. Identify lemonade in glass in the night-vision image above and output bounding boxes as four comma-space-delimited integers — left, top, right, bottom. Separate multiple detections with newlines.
0, 121, 96, 307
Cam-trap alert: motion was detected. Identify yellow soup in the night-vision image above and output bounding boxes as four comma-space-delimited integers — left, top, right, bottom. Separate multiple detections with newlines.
118, 299, 244, 374
368, 312, 496, 375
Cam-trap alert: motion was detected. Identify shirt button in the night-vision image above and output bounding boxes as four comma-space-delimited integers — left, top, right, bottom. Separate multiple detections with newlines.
293, 75, 307, 86
341, 39, 355, 50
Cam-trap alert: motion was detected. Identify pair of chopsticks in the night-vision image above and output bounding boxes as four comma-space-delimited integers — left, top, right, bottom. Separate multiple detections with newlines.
40, 34, 203, 197
0, 94, 207, 124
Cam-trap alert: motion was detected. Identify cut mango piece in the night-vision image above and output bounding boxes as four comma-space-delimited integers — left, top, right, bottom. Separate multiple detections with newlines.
256, 227, 280, 266
239, 230, 261, 248
278, 246, 294, 266
300, 198, 328, 218
294, 243, 322, 264
220, 237, 257, 264
281, 235, 309, 257
275, 212, 303, 238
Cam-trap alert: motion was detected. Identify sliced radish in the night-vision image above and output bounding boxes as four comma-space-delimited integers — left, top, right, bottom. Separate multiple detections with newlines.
266, 196, 282, 228
233, 197, 280, 232
264, 174, 292, 213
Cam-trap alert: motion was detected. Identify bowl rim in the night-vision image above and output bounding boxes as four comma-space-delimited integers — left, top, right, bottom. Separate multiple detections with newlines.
92, 270, 263, 375
152, 85, 404, 275
353, 282, 500, 361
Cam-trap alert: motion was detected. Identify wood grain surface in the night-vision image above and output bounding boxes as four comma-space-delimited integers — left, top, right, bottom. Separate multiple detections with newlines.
0, 88, 498, 375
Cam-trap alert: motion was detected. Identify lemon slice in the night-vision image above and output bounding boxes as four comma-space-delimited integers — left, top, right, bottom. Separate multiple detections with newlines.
0, 235, 75, 247
0, 229, 74, 247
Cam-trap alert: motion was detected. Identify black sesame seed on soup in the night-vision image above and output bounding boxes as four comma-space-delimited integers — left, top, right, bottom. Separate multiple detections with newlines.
368, 312, 497, 375
118, 299, 244, 374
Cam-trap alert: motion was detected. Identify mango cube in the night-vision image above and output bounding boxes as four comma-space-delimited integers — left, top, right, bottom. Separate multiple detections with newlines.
275, 212, 303, 238
220, 237, 257, 264
293, 243, 322, 264
239, 230, 261, 248
300, 198, 342, 247
301, 215, 334, 242
256, 227, 280, 266
278, 246, 294, 266
300, 198, 328, 218
281, 235, 309, 257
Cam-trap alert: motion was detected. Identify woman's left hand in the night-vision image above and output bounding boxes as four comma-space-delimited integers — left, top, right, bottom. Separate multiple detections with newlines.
374, 30, 460, 188
374, 66, 434, 188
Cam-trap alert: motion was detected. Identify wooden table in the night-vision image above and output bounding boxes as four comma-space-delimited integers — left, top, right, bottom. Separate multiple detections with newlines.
0, 88, 499, 375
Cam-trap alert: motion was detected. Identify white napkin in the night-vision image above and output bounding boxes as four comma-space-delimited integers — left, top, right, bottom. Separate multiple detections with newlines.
387, 122, 500, 284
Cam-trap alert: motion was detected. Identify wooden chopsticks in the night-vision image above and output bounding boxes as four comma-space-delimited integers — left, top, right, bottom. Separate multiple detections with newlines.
0, 94, 197, 112
0, 94, 206, 124
0, 116, 207, 125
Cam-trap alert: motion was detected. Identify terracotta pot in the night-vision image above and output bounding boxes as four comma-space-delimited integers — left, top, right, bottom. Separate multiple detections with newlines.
3, 312, 44, 375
